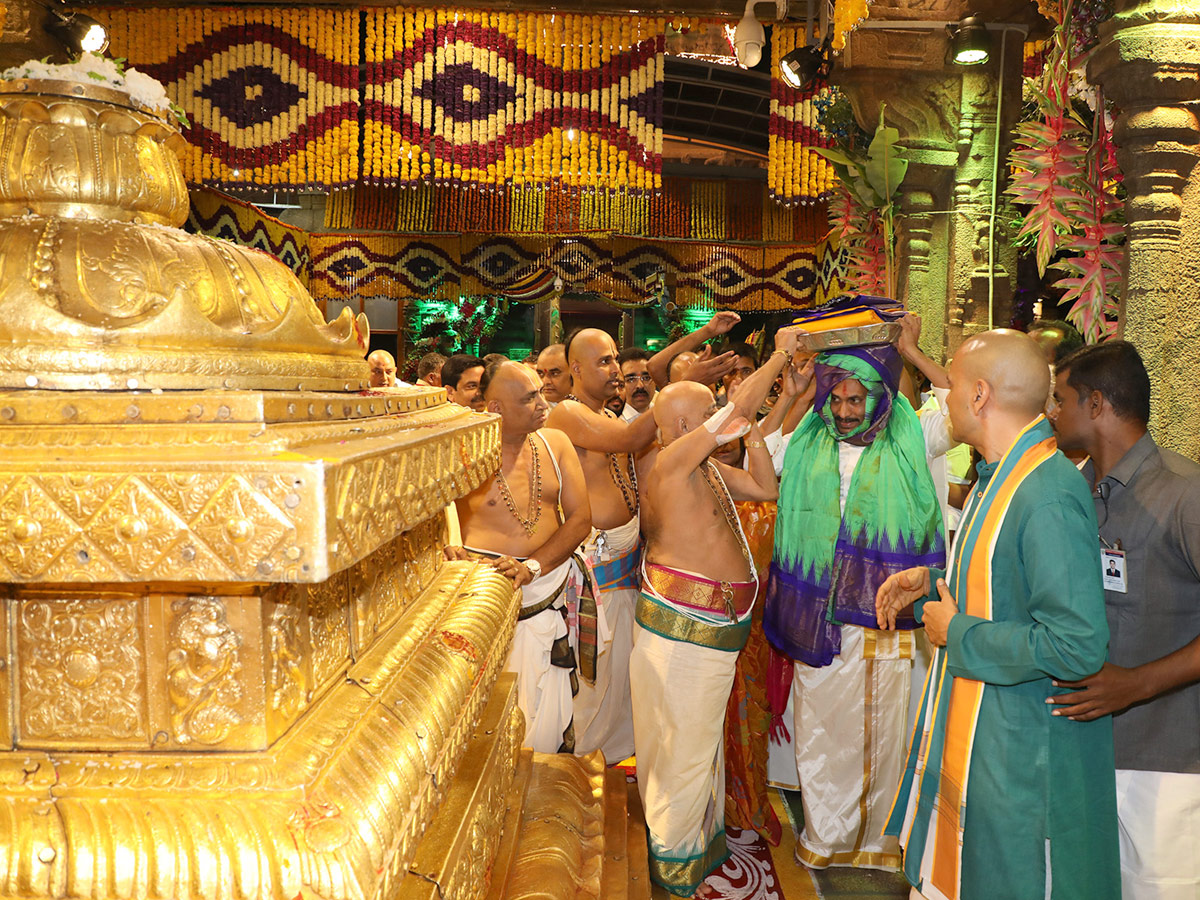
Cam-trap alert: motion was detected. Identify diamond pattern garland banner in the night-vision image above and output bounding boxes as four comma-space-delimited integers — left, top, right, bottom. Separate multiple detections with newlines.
93, 7, 360, 191
307, 233, 825, 313
186, 188, 312, 285
768, 25, 837, 205
362, 9, 678, 193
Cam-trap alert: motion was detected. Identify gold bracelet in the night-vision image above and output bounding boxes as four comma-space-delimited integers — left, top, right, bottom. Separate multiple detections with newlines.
770, 349, 788, 360
745, 440, 766, 448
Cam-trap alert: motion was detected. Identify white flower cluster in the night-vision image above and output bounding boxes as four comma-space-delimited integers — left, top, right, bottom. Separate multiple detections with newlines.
1, 52, 172, 114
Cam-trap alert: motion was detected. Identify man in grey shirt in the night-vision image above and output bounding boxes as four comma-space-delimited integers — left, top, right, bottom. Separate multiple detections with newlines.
1048, 340, 1200, 900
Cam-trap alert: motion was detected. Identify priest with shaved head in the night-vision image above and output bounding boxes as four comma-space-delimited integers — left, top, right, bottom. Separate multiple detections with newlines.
876, 329, 1119, 900
632, 327, 802, 898
446, 360, 592, 754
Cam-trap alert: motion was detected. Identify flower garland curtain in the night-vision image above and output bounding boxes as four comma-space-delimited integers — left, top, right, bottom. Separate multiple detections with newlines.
362, 8, 682, 194
92, 7, 360, 191
768, 25, 837, 205
307, 233, 827, 313
186, 188, 312, 284
322, 178, 827, 244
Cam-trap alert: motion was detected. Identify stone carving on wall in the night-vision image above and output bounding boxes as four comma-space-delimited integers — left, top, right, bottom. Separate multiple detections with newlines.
18, 598, 145, 743
167, 596, 244, 745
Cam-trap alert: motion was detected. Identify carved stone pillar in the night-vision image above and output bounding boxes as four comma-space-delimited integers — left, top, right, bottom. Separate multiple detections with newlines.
835, 4, 1026, 359
1089, 0, 1200, 458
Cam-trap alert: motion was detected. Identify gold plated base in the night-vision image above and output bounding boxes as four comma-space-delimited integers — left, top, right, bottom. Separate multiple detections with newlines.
0, 559, 521, 900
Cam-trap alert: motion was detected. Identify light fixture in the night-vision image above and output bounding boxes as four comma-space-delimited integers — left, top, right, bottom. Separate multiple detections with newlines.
947, 15, 991, 66
779, 33, 832, 90
44, 9, 109, 54
733, 0, 766, 68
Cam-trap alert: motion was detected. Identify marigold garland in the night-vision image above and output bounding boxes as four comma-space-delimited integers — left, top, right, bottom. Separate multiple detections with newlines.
92, 6, 360, 192
768, 25, 837, 206
309, 232, 828, 312
319, 179, 826, 242
362, 8, 687, 195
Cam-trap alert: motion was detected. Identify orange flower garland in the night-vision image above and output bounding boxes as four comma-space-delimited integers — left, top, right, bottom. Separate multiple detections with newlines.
768, 25, 837, 205
92, 6, 360, 191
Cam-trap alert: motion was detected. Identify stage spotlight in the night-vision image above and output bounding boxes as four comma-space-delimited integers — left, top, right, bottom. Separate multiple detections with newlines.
779, 39, 831, 90
45, 10, 109, 54
947, 15, 991, 65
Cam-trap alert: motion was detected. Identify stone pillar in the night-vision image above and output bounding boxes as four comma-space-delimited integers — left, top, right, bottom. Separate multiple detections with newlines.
1089, 0, 1200, 459
835, 6, 1025, 358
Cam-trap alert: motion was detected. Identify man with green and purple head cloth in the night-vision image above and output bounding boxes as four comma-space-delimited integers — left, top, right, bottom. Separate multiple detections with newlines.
766, 343, 945, 872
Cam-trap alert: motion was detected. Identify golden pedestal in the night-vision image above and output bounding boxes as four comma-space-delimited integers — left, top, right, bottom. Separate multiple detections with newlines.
0, 77, 647, 900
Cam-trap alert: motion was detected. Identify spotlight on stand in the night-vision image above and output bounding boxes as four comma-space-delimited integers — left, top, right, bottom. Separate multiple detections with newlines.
45, 9, 109, 54
946, 15, 991, 66
733, 0, 766, 68
779, 33, 832, 90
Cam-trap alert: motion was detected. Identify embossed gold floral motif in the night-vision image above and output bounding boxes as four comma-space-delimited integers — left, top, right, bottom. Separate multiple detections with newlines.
17, 598, 145, 743
167, 596, 243, 745
267, 599, 306, 723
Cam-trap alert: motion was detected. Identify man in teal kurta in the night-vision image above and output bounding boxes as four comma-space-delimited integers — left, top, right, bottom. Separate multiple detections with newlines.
876, 330, 1118, 900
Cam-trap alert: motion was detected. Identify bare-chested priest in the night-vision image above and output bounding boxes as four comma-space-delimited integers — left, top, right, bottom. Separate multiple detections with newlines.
632, 328, 801, 898
542, 328, 662, 762
446, 360, 592, 753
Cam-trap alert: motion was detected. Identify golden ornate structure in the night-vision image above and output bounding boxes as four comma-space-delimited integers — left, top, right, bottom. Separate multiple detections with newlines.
0, 75, 647, 900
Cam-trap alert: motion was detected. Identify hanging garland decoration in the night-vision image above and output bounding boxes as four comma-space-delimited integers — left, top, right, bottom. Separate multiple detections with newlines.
309, 232, 825, 313
313, 178, 825, 241
768, 25, 838, 206
832, 0, 872, 52
362, 9, 686, 195
187, 188, 312, 284
92, 6, 360, 192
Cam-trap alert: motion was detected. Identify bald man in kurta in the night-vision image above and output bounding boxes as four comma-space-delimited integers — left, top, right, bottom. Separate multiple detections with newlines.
877, 329, 1119, 900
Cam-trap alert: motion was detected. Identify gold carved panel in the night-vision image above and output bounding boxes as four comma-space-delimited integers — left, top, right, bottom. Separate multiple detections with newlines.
15, 597, 149, 749
0, 409, 499, 585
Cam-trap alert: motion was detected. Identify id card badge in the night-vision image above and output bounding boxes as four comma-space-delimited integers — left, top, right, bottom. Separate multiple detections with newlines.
1101, 548, 1127, 593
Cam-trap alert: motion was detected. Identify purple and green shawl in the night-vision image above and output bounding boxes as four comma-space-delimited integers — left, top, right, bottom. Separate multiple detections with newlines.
764, 345, 945, 666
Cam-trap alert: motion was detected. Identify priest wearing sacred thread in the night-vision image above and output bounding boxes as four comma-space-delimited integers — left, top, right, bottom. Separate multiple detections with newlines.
631, 327, 803, 899
765, 334, 945, 872
876, 329, 1119, 900
445, 360, 591, 754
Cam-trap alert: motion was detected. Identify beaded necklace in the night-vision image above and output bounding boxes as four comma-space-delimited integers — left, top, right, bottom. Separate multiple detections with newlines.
494, 435, 542, 536
567, 393, 639, 517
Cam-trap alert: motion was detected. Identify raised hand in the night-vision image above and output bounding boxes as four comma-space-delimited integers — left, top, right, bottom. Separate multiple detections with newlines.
702, 311, 741, 338
897, 313, 922, 356
684, 349, 738, 385
875, 566, 931, 630
774, 324, 807, 355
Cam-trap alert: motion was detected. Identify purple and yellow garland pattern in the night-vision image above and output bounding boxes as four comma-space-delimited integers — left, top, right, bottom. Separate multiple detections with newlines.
307, 233, 833, 312
186, 189, 312, 284
92, 7, 360, 192
361, 9, 680, 193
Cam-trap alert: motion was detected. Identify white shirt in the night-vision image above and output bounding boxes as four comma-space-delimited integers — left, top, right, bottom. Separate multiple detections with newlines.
917, 388, 964, 534
621, 396, 654, 422
837, 442, 867, 513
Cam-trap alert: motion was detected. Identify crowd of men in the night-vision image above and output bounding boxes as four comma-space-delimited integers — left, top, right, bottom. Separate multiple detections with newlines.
366, 313, 1198, 900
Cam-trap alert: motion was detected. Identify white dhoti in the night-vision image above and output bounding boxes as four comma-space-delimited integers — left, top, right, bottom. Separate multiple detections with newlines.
572, 516, 640, 763
792, 623, 912, 871
631, 627, 736, 896
1116, 769, 1200, 900
506, 557, 577, 754
631, 556, 756, 896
